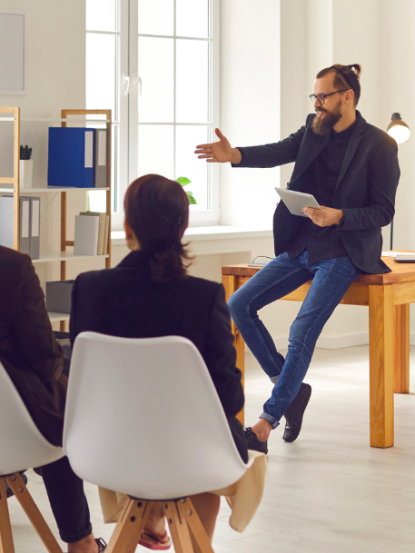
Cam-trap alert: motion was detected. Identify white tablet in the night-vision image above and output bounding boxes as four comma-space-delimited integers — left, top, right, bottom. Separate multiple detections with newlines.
275, 188, 321, 217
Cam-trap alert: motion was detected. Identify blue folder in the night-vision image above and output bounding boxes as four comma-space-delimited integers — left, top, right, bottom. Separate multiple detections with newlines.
48, 128, 95, 188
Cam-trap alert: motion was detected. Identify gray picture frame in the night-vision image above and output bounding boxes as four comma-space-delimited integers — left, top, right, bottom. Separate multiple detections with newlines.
0, 10, 26, 94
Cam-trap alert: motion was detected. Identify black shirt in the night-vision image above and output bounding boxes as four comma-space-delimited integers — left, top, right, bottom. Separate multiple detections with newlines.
287, 114, 359, 262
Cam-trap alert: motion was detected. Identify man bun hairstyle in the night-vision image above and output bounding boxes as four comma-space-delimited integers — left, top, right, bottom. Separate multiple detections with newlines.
124, 174, 193, 282
316, 63, 362, 105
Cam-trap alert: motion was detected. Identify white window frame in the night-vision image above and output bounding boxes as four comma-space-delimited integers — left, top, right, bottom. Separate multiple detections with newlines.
87, 0, 220, 230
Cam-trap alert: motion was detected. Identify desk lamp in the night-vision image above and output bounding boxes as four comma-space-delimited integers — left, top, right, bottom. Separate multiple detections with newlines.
386, 113, 411, 249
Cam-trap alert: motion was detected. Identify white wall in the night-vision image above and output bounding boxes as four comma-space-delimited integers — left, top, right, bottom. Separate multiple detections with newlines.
0, 0, 87, 326
220, 0, 280, 229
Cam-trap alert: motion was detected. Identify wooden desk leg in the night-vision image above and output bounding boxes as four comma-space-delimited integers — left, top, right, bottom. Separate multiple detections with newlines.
222, 275, 245, 426
369, 285, 394, 448
394, 304, 410, 393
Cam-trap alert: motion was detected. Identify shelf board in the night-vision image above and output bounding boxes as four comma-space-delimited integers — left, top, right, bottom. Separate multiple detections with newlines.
48, 312, 70, 322
0, 117, 118, 124
0, 186, 110, 193
32, 252, 109, 264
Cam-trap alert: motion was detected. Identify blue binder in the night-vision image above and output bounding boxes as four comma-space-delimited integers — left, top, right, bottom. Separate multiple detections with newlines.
48, 128, 95, 188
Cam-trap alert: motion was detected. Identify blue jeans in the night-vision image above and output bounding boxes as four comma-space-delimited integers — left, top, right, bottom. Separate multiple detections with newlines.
228, 249, 361, 428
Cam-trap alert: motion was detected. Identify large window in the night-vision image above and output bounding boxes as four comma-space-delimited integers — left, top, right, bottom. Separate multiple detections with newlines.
86, 0, 220, 228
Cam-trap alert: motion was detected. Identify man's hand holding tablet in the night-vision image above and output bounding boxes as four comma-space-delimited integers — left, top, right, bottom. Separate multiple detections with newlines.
302, 205, 344, 227
275, 188, 344, 228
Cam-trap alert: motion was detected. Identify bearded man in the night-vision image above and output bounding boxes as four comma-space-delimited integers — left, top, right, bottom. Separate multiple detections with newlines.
195, 64, 400, 452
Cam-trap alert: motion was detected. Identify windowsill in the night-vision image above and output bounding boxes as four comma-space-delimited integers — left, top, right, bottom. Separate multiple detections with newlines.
111, 225, 273, 246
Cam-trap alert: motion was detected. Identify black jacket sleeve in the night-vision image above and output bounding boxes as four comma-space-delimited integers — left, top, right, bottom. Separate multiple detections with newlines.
203, 284, 244, 418
340, 139, 400, 231
233, 124, 307, 169
13, 255, 63, 382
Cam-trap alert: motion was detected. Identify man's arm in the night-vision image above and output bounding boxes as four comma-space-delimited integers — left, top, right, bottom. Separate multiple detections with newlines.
195, 120, 309, 168
234, 124, 307, 168
338, 141, 400, 231
303, 139, 399, 230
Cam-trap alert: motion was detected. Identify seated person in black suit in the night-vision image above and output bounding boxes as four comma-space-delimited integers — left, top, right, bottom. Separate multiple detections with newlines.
0, 245, 106, 553
70, 174, 247, 548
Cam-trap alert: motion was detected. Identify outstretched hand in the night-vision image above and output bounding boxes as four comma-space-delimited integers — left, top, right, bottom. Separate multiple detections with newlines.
194, 128, 242, 164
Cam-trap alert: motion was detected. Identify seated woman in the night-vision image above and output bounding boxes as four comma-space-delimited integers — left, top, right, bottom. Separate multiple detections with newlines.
0, 245, 105, 553
69, 174, 248, 548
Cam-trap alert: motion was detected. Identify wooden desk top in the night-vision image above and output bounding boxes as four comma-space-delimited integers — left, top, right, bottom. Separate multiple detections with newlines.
222, 257, 415, 285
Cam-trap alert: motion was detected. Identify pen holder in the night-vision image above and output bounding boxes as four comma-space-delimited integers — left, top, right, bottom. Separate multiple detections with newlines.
20, 159, 33, 189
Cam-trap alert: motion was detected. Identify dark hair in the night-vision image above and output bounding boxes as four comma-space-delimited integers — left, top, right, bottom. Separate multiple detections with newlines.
124, 174, 192, 282
316, 63, 362, 105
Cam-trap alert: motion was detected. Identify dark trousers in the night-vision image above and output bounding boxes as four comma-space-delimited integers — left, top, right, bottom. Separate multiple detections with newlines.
41, 457, 92, 543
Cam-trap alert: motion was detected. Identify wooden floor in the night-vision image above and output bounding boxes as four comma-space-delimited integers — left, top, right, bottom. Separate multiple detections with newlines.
6, 345, 415, 553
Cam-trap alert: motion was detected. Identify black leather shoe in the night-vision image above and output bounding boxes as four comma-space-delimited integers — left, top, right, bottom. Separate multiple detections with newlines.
5, 472, 28, 498
283, 383, 312, 442
244, 427, 268, 454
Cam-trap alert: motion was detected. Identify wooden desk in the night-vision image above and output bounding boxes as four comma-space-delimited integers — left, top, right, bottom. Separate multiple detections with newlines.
222, 257, 414, 448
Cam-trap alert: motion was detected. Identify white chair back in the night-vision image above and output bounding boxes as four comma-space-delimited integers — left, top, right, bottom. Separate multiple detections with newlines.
64, 332, 249, 500
0, 362, 63, 475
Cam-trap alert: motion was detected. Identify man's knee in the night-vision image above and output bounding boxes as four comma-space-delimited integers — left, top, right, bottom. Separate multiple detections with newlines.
227, 291, 241, 319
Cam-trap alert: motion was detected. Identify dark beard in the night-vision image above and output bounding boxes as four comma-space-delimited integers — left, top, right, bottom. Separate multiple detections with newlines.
311, 107, 342, 136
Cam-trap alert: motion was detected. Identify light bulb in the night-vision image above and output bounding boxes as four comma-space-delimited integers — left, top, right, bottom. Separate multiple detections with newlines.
387, 124, 411, 144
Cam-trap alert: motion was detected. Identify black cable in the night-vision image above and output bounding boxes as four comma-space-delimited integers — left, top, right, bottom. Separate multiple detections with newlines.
251, 255, 274, 264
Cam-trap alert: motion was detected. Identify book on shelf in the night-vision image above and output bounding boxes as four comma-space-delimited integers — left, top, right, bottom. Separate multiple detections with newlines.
47, 127, 108, 189
93, 129, 108, 188
102, 212, 109, 254
73, 214, 100, 255
18, 197, 30, 255
29, 198, 40, 259
48, 127, 95, 188
79, 211, 109, 255
0, 195, 40, 259
0, 196, 14, 250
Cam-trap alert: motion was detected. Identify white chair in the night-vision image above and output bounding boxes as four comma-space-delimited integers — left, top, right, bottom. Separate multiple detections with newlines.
64, 332, 260, 553
0, 362, 64, 553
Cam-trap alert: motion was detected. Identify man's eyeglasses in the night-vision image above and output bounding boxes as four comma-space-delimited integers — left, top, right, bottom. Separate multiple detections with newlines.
309, 88, 353, 105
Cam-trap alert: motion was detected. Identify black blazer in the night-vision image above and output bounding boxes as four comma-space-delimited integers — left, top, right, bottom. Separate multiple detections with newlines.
0, 246, 66, 446
70, 251, 247, 462
236, 112, 400, 274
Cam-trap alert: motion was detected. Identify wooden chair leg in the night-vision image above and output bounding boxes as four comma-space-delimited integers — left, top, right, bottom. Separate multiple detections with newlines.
5, 474, 62, 553
177, 498, 214, 553
105, 498, 152, 553
165, 501, 194, 553
0, 478, 15, 553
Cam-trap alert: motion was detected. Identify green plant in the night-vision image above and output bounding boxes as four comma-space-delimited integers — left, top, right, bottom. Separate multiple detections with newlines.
20, 145, 32, 160
176, 176, 197, 205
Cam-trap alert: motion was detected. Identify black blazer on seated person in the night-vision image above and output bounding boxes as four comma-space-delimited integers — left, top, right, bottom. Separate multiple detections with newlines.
0, 246, 66, 446
70, 250, 248, 462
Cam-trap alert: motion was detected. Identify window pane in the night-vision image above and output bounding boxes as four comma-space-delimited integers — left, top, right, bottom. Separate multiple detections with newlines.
176, 0, 209, 38
176, 40, 209, 123
138, 0, 174, 36
138, 125, 174, 178
86, 0, 117, 32
176, 126, 208, 210
138, 37, 174, 123
86, 34, 117, 113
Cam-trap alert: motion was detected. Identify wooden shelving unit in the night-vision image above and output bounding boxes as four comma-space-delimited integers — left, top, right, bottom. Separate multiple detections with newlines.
0, 107, 112, 330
